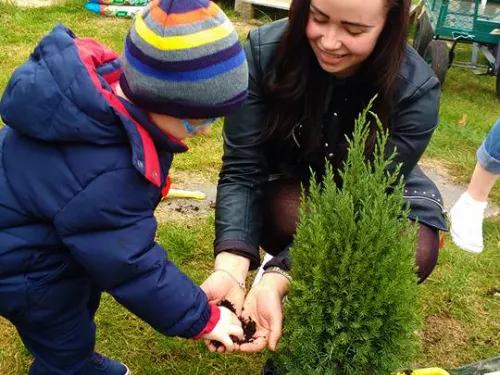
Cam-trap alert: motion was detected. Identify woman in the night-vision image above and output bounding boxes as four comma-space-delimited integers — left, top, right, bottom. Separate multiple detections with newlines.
201, 0, 447, 353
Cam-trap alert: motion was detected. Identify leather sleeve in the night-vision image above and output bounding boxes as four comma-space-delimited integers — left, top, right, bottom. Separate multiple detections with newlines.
386, 74, 441, 180
263, 245, 292, 272
214, 29, 270, 270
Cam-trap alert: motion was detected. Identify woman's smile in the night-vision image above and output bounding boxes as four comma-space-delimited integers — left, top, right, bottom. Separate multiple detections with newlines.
317, 49, 349, 65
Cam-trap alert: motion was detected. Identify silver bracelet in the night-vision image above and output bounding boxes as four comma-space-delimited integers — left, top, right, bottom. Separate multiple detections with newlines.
263, 266, 292, 283
214, 269, 246, 290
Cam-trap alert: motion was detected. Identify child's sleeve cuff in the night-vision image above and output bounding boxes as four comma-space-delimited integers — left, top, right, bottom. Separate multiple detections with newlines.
193, 303, 220, 340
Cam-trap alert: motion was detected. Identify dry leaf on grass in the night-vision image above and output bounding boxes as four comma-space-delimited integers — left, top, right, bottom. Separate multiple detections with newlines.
458, 114, 468, 127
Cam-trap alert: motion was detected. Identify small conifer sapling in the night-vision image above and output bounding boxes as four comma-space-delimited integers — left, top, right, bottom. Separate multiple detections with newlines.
272, 99, 422, 375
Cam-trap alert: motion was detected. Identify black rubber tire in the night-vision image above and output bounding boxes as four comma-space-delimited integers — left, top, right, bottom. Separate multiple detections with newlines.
413, 13, 434, 57
424, 40, 450, 84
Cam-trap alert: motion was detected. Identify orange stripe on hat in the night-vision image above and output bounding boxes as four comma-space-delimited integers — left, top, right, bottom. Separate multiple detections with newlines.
150, 1, 220, 27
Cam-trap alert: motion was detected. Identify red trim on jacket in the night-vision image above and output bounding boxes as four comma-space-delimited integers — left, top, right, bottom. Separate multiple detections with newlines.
74, 38, 161, 187
101, 69, 121, 86
161, 176, 172, 199
194, 303, 221, 340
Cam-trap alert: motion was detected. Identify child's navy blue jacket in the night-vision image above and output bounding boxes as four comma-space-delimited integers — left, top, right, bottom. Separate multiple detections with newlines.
0, 25, 212, 338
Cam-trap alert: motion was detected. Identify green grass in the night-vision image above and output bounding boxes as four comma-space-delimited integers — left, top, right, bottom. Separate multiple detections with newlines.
171, 119, 225, 183
424, 43, 500, 204
2, 215, 499, 374
0, 215, 266, 375
0, 2, 499, 374
0, 0, 131, 92
1, 0, 498, 197
418, 218, 500, 368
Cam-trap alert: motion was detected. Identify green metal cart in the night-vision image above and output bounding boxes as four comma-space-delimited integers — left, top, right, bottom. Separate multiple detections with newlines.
412, 0, 500, 96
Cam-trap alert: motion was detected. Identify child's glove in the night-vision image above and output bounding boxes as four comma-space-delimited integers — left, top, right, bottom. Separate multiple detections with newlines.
195, 303, 243, 352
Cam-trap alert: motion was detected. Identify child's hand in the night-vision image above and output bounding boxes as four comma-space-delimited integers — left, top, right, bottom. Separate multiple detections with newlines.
202, 306, 244, 352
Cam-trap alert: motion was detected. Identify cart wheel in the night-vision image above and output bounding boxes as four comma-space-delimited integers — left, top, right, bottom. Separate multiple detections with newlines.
413, 13, 434, 57
424, 40, 449, 84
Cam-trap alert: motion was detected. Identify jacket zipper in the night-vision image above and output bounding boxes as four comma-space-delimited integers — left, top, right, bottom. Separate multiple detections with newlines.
403, 195, 445, 213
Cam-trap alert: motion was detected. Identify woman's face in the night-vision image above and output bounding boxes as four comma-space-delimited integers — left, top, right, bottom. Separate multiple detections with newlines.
306, 0, 388, 77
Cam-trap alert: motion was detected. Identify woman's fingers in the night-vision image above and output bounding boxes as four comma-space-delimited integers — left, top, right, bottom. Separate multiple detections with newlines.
239, 336, 268, 353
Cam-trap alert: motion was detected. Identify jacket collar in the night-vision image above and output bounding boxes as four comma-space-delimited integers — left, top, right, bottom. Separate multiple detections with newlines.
74, 36, 188, 188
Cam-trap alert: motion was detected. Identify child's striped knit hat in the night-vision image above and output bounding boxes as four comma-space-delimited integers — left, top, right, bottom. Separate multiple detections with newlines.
120, 0, 248, 119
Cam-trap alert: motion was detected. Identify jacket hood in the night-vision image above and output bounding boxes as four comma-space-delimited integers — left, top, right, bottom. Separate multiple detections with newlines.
0, 25, 129, 145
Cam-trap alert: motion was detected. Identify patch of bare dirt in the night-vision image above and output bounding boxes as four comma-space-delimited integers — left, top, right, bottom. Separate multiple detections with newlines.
419, 159, 500, 217
419, 157, 454, 177
421, 313, 468, 369
154, 183, 217, 224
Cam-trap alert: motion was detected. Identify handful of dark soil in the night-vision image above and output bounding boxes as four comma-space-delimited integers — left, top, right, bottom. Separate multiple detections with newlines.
211, 299, 257, 348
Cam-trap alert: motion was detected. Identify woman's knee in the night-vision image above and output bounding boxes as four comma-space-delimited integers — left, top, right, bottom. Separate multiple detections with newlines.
416, 223, 440, 283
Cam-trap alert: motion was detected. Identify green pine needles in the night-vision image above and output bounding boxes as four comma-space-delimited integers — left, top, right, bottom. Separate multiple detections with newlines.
275, 99, 421, 375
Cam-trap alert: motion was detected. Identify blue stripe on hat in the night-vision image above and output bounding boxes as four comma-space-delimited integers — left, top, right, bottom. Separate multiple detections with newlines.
124, 45, 246, 82
159, 0, 210, 14
125, 34, 242, 73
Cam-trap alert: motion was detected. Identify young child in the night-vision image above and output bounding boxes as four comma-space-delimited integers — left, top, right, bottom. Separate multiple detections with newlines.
450, 118, 500, 253
0, 0, 248, 373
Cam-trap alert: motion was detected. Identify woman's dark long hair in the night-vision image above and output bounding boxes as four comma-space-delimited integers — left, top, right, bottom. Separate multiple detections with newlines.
262, 0, 410, 168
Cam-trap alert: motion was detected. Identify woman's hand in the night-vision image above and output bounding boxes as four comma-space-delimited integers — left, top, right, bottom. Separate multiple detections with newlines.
201, 252, 250, 352
201, 252, 250, 313
239, 272, 290, 353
